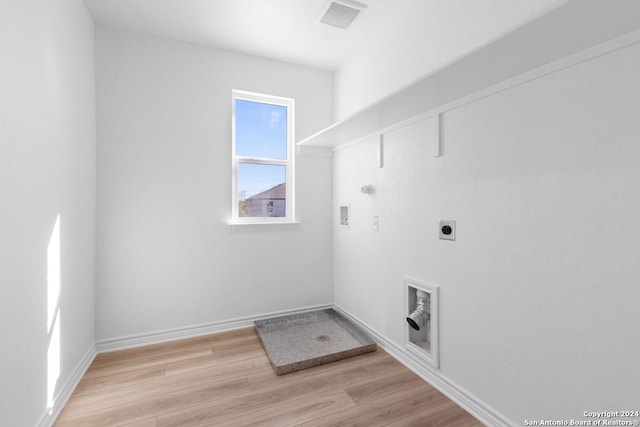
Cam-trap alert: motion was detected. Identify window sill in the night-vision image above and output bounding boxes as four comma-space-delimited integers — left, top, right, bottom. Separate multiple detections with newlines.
228, 221, 301, 232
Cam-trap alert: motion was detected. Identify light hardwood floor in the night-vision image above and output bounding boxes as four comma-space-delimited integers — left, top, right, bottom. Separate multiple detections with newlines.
56, 328, 483, 426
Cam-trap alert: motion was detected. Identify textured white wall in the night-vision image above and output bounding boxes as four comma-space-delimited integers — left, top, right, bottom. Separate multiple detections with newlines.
95, 27, 334, 341
333, 0, 567, 120
334, 41, 640, 424
0, 0, 96, 425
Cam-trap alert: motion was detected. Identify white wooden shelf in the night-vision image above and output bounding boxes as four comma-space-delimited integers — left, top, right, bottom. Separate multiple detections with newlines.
297, 0, 640, 149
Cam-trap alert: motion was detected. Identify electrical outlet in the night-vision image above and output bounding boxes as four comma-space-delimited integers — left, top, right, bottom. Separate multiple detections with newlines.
372, 216, 379, 231
439, 220, 455, 240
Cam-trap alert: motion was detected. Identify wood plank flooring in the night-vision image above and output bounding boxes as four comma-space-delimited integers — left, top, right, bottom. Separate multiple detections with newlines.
56, 328, 483, 426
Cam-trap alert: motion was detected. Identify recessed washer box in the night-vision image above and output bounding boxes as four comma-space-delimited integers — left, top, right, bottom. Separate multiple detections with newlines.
439, 220, 455, 240
339, 205, 350, 228
404, 277, 439, 369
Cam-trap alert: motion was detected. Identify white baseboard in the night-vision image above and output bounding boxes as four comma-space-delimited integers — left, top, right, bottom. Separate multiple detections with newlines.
95, 303, 333, 353
333, 304, 513, 427
41, 303, 507, 426
37, 343, 97, 427
37, 304, 331, 426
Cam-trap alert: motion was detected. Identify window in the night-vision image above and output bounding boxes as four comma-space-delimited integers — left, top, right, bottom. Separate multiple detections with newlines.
232, 90, 295, 223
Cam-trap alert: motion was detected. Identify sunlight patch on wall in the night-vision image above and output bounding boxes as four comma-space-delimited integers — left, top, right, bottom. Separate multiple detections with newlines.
46, 214, 61, 410
47, 216, 61, 330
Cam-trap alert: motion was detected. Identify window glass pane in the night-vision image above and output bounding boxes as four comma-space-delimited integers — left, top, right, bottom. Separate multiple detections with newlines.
237, 163, 286, 217
235, 99, 287, 160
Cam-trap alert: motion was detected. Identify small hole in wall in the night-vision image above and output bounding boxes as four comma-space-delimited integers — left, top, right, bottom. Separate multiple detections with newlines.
340, 205, 349, 227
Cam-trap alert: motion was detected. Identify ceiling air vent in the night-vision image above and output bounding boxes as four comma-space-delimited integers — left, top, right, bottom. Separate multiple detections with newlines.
319, 0, 367, 29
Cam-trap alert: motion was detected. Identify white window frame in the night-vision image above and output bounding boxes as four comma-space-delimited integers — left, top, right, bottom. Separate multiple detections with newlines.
231, 90, 295, 224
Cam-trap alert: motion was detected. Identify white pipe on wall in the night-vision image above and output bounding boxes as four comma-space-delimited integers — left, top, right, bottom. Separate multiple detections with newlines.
407, 289, 430, 331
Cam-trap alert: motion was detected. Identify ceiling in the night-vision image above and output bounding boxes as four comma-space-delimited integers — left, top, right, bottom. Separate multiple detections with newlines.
83, 0, 568, 72
84, 0, 378, 70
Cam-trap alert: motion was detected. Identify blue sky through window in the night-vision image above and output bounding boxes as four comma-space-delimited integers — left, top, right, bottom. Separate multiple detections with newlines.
235, 99, 287, 159
235, 98, 288, 200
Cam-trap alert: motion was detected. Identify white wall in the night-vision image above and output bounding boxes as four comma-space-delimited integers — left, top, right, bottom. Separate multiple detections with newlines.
334, 41, 640, 424
0, 0, 96, 425
333, 0, 567, 120
95, 27, 334, 341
